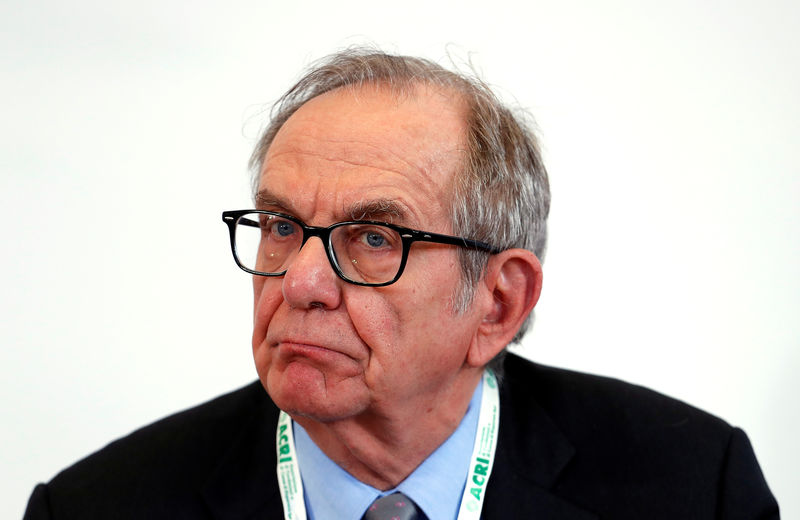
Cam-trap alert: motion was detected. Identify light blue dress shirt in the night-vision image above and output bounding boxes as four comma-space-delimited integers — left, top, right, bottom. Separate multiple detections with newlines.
294, 381, 483, 520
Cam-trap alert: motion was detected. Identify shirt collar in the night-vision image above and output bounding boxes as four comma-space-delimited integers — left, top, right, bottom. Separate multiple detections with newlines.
295, 380, 483, 520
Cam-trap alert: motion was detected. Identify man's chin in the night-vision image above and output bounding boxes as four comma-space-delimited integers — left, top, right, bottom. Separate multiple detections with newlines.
264, 362, 368, 423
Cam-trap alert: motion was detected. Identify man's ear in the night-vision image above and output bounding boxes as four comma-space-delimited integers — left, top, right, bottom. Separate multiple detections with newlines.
466, 249, 543, 368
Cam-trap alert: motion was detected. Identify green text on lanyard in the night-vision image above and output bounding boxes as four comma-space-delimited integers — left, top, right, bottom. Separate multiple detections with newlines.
275, 370, 501, 520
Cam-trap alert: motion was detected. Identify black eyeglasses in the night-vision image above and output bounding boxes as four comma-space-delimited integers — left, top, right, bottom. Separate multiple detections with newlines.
222, 210, 501, 287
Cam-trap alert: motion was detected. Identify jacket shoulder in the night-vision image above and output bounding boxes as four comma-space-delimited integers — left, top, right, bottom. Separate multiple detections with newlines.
29, 381, 276, 519
496, 354, 779, 519
503, 354, 732, 441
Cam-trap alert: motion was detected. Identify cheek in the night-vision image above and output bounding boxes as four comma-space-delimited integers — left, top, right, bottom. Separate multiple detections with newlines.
252, 277, 283, 348
344, 293, 399, 351
347, 270, 459, 358
388, 261, 470, 353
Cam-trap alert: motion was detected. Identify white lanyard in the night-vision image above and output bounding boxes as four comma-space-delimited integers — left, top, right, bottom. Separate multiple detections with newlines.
276, 370, 501, 520
276, 410, 307, 519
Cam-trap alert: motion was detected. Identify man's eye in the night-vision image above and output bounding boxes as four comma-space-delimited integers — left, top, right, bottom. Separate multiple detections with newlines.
363, 231, 387, 248
269, 220, 296, 237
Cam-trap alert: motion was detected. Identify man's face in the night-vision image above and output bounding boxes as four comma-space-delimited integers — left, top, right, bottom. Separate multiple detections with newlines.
252, 85, 486, 424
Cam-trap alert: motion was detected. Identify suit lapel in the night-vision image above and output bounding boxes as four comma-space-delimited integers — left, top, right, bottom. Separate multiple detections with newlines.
482, 370, 598, 519
201, 392, 285, 520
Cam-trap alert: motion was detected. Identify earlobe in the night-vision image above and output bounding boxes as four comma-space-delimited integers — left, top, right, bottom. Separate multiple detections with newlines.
466, 249, 543, 368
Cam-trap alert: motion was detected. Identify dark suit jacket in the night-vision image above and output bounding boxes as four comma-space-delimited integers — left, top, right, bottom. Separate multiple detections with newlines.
24, 354, 778, 519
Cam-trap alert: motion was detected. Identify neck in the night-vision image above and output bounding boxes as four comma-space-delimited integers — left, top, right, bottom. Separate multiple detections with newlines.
293, 368, 483, 490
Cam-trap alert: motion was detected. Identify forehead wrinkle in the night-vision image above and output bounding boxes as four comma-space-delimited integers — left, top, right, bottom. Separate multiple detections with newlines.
333, 135, 465, 193
268, 134, 435, 182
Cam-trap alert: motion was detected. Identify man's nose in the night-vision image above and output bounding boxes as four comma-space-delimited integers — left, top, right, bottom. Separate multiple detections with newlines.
281, 236, 342, 310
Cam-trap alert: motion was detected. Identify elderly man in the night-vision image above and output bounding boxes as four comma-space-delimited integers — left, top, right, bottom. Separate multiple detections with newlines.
25, 50, 777, 519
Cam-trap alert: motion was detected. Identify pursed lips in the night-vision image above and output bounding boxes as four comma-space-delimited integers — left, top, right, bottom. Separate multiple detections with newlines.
272, 337, 360, 363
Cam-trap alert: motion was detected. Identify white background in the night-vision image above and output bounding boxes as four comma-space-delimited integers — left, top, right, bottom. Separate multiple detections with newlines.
2, 0, 798, 518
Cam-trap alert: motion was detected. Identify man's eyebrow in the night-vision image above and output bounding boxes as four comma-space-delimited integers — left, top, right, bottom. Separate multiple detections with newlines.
255, 191, 409, 224
346, 199, 408, 223
254, 190, 293, 213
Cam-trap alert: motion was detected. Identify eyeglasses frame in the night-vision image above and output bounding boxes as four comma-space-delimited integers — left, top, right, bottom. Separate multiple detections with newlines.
222, 209, 501, 287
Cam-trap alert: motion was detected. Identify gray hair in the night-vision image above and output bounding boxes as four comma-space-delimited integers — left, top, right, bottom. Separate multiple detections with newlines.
249, 49, 550, 373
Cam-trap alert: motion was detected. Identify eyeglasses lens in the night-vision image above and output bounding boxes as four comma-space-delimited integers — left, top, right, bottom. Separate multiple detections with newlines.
233, 212, 404, 285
